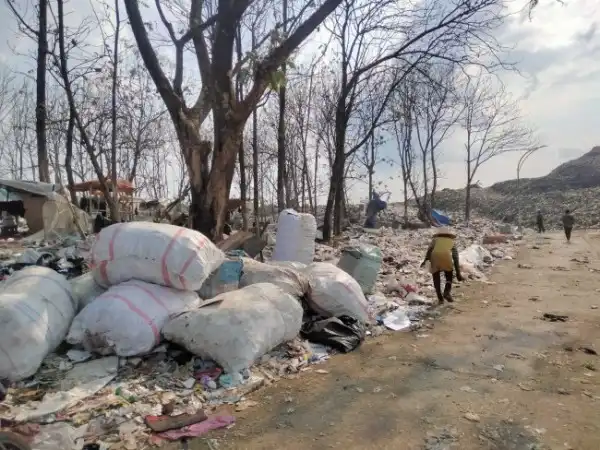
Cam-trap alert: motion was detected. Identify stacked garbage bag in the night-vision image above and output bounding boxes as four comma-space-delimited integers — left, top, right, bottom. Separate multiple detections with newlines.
0, 209, 374, 382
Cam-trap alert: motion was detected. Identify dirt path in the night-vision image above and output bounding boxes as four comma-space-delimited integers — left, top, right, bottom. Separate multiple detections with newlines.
193, 231, 600, 450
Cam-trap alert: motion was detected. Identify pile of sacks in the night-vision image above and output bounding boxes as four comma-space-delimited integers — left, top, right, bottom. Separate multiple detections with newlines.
0, 221, 372, 382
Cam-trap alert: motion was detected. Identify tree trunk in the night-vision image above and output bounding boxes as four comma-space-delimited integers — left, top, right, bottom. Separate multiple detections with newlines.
64, 110, 77, 204
276, 0, 288, 212
238, 139, 248, 230
110, 0, 121, 221
36, 0, 49, 182
465, 183, 472, 224
252, 108, 260, 235
322, 152, 345, 241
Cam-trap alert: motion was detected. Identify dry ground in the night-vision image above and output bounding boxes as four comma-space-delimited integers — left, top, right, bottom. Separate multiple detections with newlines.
186, 231, 600, 450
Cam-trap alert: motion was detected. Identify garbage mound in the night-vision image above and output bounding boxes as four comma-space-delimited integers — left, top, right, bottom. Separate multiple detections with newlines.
0, 212, 520, 448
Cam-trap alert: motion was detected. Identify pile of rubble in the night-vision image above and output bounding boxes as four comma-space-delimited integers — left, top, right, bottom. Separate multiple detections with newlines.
0, 213, 525, 450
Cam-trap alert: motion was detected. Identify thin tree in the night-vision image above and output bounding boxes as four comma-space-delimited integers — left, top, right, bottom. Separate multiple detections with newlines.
460, 71, 536, 222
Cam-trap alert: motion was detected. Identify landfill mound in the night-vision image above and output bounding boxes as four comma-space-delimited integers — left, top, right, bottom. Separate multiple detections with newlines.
434, 146, 600, 228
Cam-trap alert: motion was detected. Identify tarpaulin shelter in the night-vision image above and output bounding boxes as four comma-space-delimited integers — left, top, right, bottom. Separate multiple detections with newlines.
71, 179, 135, 220
0, 180, 89, 237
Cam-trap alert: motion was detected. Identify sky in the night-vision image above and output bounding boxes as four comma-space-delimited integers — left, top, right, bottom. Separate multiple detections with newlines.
368, 0, 600, 202
0, 0, 598, 204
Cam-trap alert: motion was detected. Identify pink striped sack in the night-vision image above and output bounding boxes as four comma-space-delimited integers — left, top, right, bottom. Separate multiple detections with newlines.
66, 280, 201, 356
89, 222, 225, 291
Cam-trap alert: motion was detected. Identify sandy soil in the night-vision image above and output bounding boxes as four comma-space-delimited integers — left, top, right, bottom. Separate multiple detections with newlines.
184, 231, 600, 450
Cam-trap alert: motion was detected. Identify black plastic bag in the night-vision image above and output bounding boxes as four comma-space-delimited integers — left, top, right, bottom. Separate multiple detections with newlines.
301, 315, 366, 353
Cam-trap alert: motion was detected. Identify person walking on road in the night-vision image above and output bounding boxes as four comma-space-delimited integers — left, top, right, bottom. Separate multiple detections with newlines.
421, 228, 463, 304
562, 209, 575, 243
536, 210, 545, 233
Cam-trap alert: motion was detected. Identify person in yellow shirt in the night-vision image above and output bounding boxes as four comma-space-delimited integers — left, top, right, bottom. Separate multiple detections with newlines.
420, 228, 463, 304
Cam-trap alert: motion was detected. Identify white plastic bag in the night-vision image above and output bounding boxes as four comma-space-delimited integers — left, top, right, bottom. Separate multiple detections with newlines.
303, 262, 369, 322
272, 209, 317, 265
67, 280, 200, 356
240, 258, 310, 297
0, 267, 76, 381
90, 222, 225, 290
163, 283, 303, 372
459, 244, 492, 278
70, 272, 106, 311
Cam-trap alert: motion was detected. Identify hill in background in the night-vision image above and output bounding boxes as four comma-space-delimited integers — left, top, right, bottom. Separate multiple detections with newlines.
434, 146, 600, 228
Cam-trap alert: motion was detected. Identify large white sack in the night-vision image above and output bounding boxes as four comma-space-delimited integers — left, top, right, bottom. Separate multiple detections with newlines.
272, 209, 317, 265
163, 283, 303, 372
90, 222, 225, 290
70, 272, 106, 311
240, 258, 309, 297
67, 280, 200, 356
0, 267, 76, 381
303, 262, 369, 322
459, 244, 493, 276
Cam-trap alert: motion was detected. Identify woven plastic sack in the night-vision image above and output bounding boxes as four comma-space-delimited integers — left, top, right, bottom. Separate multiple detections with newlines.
70, 272, 106, 311
90, 222, 224, 290
240, 258, 309, 297
0, 267, 76, 381
272, 209, 317, 265
303, 263, 369, 322
67, 280, 200, 356
163, 283, 303, 372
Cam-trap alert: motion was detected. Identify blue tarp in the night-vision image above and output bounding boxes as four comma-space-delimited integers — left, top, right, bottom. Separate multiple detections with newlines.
431, 209, 451, 227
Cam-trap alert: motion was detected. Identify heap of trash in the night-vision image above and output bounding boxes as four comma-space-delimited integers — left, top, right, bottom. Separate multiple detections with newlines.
0, 208, 524, 449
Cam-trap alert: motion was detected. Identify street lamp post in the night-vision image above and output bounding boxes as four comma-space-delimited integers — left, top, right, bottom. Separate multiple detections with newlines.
516, 145, 547, 229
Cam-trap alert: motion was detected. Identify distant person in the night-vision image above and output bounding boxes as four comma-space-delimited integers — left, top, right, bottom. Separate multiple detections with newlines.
364, 191, 387, 228
421, 228, 464, 304
536, 210, 545, 233
562, 209, 575, 243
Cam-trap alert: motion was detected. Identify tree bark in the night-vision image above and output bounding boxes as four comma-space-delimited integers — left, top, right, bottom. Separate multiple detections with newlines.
36, 0, 49, 182
110, 0, 121, 221
322, 152, 344, 241
65, 110, 77, 204
276, 0, 288, 212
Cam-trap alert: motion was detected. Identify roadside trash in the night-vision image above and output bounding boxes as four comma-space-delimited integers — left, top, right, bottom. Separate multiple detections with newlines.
69, 272, 106, 311
163, 283, 303, 372
198, 253, 244, 299
0, 266, 76, 381
153, 415, 235, 441
90, 222, 225, 290
240, 258, 309, 297
337, 244, 383, 294
11, 358, 118, 422
272, 209, 317, 265
382, 308, 412, 331
541, 313, 568, 322
145, 410, 208, 432
301, 316, 366, 353
67, 280, 200, 356
303, 263, 369, 322
482, 234, 508, 245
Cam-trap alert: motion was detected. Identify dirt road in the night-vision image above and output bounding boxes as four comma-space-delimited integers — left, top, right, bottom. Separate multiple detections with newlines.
194, 231, 600, 449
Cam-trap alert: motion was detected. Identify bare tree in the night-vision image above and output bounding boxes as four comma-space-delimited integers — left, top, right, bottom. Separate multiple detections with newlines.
412, 63, 461, 219
321, 0, 507, 240
460, 71, 536, 222
123, 0, 345, 240
5, 0, 50, 182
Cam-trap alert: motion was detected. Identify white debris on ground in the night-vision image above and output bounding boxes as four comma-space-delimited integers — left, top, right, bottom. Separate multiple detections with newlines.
0, 210, 526, 450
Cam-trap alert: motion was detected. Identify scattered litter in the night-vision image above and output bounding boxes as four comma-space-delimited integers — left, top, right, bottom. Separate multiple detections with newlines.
382, 308, 412, 331
541, 313, 569, 322
153, 415, 235, 441
464, 412, 481, 422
